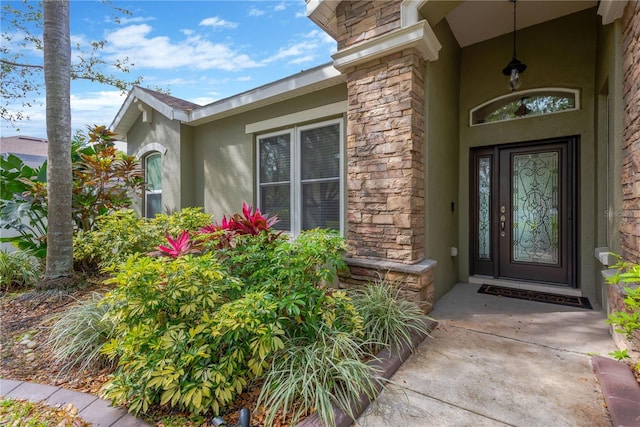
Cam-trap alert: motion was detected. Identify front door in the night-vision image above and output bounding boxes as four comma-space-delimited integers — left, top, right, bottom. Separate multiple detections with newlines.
471, 137, 577, 286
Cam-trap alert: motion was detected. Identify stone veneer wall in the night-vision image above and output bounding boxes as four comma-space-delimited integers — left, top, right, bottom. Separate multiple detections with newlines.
345, 50, 426, 263
621, 1, 640, 263
334, 1, 434, 312
335, 0, 402, 50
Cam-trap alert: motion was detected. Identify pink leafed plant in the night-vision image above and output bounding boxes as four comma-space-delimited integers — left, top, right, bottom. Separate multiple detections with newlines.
199, 202, 278, 237
148, 230, 200, 258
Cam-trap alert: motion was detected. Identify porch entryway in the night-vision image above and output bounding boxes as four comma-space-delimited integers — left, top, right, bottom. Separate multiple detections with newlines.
470, 137, 578, 287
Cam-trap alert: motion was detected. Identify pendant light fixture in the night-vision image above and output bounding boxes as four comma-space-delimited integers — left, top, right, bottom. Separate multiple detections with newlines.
502, 0, 526, 91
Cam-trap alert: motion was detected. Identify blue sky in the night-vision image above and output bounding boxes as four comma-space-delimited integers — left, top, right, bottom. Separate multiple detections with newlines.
1, 0, 336, 139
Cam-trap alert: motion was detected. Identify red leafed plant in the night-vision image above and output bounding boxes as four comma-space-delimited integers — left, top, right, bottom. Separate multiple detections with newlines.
200, 202, 278, 236
148, 230, 200, 258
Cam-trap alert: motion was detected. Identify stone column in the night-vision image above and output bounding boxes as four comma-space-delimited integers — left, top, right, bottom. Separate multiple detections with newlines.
332, 1, 437, 311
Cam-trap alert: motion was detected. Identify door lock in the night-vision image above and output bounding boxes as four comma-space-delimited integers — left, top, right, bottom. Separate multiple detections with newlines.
500, 206, 506, 237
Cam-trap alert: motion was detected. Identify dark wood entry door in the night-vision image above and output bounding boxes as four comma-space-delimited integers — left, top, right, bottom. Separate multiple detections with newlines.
471, 137, 577, 286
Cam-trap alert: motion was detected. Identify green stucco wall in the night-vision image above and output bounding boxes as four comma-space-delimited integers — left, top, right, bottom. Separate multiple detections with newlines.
425, 19, 461, 299
127, 112, 183, 216
457, 8, 599, 300
192, 84, 347, 221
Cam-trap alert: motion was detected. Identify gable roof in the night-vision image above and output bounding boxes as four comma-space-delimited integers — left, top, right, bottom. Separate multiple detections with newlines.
111, 62, 345, 141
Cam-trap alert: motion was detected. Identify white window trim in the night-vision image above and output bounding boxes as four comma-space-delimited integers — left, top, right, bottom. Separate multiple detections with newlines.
256, 118, 344, 236
469, 87, 581, 127
245, 101, 347, 134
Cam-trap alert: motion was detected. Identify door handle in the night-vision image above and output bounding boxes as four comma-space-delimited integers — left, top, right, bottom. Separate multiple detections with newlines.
500, 205, 506, 237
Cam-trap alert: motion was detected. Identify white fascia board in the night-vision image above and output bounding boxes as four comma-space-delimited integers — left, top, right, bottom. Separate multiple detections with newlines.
109, 90, 137, 136
332, 20, 442, 72
245, 101, 347, 134
401, 0, 429, 27
189, 64, 344, 125
597, 0, 628, 25
306, 0, 339, 39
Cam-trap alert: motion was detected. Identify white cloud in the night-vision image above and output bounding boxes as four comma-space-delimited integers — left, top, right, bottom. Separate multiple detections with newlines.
248, 7, 265, 17
236, 76, 252, 82
119, 16, 157, 25
103, 24, 262, 72
199, 17, 238, 29
262, 41, 319, 64
274, 2, 286, 12
0, 90, 126, 139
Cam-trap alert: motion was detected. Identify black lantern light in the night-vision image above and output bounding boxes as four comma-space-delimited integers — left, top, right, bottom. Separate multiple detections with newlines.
502, 0, 526, 91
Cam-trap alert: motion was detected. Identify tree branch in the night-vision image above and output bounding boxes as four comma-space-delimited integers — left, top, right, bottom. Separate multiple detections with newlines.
0, 59, 44, 70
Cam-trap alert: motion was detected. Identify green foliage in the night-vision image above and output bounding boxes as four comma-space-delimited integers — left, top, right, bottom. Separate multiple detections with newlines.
258, 328, 379, 427
0, 154, 48, 257
609, 348, 631, 361
0, 126, 145, 258
351, 278, 432, 354
73, 207, 212, 270
606, 255, 640, 370
0, 249, 42, 292
47, 293, 116, 373
100, 254, 286, 415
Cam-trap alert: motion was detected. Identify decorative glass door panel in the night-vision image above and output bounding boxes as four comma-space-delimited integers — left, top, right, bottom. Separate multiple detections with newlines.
471, 138, 576, 286
511, 152, 559, 264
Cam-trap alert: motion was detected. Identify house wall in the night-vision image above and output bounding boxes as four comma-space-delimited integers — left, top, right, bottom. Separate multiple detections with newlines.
191, 84, 347, 221
594, 13, 625, 306
458, 9, 600, 300
180, 124, 195, 209
127, 112, 182, 215
424, 18, 461, 299
620, 1, 640, 263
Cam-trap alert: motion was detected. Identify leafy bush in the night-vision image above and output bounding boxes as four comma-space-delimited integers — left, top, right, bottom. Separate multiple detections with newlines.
0, 249, 42, 292
351, 279, 432, 354
100, 254, 284, 415
258, 328, 379, 426
1, 125, 145, 257
47, 293, 116, 373
606, 256, 640, 369
74, 207, 212, 270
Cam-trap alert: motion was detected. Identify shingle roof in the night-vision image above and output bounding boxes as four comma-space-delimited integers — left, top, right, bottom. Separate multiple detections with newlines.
136, 87, 201, 111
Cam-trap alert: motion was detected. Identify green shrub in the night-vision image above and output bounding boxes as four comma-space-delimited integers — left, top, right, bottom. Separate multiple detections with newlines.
47, 293, 116, 373
0, 249, 42, 292
351, 279, 432, 354
74, 208, 212, 270
100, 254, 286, 415
606, 256, 640, 370
258, 328, 379, 427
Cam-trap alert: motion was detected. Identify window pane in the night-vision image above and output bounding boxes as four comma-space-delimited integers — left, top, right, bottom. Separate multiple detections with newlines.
478, 156, 491, 259
146, 193, 162, 218
260, 134, 291, 183
302, 180, 340, 230
301, 124, 339, 180
260, 184, 290, 231
146, 154, 162, 191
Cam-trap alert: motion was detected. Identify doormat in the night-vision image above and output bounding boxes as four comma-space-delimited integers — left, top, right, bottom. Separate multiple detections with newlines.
477, 284, 593, 309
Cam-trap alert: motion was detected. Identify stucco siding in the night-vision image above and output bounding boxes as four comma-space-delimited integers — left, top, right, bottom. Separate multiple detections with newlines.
192, 84, 347, 221
127, 112, 182, 216
425, 18, 461, 299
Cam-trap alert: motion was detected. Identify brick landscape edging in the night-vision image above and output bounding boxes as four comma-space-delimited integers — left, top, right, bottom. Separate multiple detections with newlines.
592, 355, 640, 427
297, 318, 438, 427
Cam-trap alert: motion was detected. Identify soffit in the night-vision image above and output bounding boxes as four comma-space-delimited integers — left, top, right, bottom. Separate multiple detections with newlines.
440, 0, 597, 48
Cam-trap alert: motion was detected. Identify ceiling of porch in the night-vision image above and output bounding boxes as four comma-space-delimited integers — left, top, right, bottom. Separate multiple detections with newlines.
427, 0, 597, 47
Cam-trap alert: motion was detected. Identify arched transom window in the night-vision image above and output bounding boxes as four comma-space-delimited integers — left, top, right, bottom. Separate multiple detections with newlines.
470, 88, 580, 126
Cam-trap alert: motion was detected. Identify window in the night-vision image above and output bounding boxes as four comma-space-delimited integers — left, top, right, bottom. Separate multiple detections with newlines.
257, 119, 343, 235
470, 88, 579, 126
144, 152, 162, 218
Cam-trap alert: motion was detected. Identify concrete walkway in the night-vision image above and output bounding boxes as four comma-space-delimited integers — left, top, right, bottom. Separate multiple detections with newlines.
356, 283, 618, 427
0, 378, 150, 426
